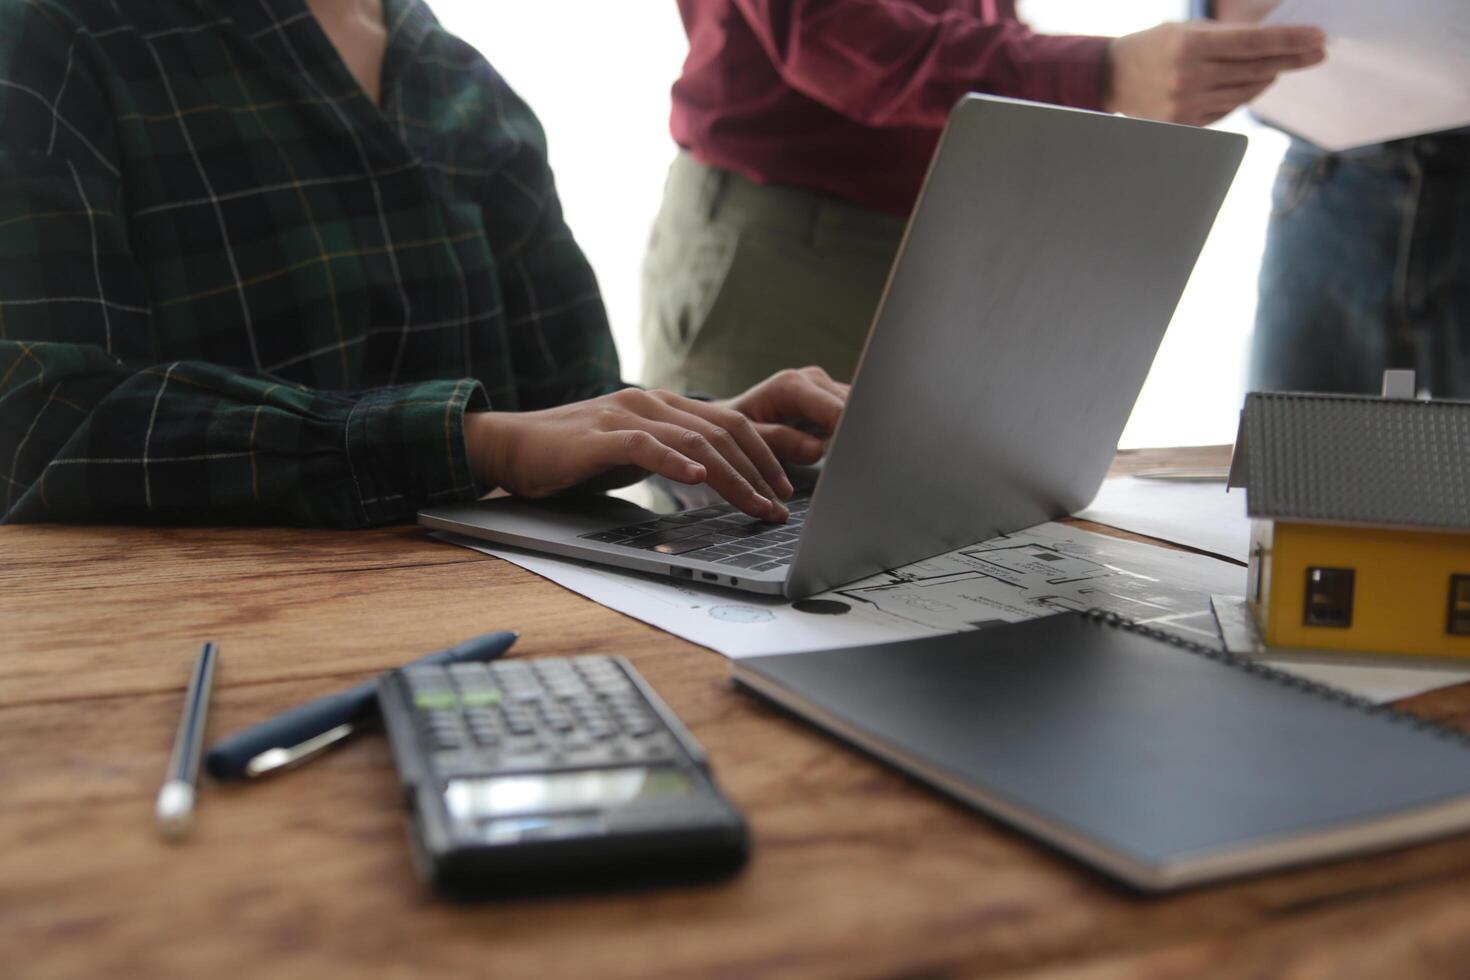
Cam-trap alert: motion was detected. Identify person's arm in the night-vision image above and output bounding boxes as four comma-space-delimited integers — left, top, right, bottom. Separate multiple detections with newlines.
1104, 19, 1322, 126
465, 367, 848, 523
458, 136, 848, 524
0, 10, 483, 526
471, 70, 625, 412
458, 68, 848, 524
728, 0, 1110, 127
730, 0, 1321, 130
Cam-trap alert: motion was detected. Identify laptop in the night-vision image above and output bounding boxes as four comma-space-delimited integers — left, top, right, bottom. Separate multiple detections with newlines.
419, 95, 1245, 599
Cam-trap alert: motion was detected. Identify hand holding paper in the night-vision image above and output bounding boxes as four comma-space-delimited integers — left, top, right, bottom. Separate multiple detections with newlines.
1106, 20, 1325, 127
1250, 0, 1470, 150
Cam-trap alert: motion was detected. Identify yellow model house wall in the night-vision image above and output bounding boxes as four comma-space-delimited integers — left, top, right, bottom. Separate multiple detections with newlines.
1251, 520, 1470, 658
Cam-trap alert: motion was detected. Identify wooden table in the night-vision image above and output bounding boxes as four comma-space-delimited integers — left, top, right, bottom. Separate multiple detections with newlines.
7, 446, 1470, 979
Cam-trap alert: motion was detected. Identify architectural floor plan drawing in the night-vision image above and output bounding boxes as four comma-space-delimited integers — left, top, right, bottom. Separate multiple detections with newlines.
830, 533, 1229, 645
438, 522, 1470, 701
438, 521, 1244, 660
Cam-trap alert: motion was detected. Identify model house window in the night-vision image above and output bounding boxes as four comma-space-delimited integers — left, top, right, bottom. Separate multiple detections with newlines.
1449, 576, 1470, 636
1304, 567, 1354, 628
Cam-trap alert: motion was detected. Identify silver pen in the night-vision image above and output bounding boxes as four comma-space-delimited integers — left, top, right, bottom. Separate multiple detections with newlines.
204, 630, 518, 780
155, 642, 218, 842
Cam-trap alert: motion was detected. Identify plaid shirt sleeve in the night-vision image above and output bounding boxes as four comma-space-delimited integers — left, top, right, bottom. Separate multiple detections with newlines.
471, 69, 625, 412
0, 4, 489, 527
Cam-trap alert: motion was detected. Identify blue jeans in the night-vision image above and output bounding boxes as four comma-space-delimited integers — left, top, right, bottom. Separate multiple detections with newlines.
1250, 129, 1470, 397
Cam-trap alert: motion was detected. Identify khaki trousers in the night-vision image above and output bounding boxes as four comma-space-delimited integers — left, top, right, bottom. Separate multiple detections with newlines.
639, 152, 905, 397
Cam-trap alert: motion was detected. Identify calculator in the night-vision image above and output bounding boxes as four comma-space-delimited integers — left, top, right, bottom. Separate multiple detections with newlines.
376, 655, 748, 897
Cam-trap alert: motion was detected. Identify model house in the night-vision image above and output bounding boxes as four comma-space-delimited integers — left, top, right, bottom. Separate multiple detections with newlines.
1228, 380, 1470, 659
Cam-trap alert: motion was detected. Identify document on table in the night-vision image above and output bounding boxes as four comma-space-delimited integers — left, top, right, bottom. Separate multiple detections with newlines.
438, 521, 1470, 704
438, 522, 1240, 657
1077, 476, 1250, 563
1250, 0, 1470, 151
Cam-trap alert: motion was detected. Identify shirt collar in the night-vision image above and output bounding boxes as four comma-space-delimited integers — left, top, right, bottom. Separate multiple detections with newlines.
200, 0, 434, 68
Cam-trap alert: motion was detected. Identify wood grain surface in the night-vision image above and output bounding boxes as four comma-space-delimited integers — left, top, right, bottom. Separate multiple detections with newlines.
6, 447, 1470, 980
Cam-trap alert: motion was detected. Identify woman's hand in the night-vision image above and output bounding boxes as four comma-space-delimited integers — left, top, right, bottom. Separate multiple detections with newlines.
464, 366, 849, 522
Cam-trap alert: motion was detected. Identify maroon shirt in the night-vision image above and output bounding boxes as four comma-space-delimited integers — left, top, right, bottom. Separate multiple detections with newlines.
671, 0, 1111, 216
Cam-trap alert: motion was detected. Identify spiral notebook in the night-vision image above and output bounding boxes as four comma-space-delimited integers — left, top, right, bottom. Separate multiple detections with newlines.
732, 611, 1470, 890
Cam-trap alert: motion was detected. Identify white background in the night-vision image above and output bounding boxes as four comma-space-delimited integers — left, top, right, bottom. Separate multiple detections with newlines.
431, 0, 1292, 448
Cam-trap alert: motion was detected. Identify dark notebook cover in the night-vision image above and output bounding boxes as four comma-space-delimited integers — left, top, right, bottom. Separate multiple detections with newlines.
733, 612, 1470, 889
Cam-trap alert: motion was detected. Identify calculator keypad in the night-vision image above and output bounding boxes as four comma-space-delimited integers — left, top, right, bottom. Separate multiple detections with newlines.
402, 656, 683, 774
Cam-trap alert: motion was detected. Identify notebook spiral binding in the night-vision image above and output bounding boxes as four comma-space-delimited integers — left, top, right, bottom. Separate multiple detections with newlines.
1082, 608, 1470, 750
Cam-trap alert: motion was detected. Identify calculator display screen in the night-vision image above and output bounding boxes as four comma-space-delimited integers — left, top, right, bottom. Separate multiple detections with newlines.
444, 767, 694, 821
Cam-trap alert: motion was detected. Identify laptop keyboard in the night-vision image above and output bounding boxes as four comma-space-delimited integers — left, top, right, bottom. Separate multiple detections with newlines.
579, 497, 810, 571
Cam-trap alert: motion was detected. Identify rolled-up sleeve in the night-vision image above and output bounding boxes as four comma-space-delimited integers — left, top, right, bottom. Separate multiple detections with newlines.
0, 6, 487, 527
729, 0, 1111, 128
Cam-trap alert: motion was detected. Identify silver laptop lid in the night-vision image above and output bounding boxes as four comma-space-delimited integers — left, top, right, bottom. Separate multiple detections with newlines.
784, 96, 1245, 598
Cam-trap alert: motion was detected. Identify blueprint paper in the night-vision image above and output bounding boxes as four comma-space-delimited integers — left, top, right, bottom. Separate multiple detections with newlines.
435, 522, 1244, 659
1077, 476, 1251, 563
1251, 0, 1470, 151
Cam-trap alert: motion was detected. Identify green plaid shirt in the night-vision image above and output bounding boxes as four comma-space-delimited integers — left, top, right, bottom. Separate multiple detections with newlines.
0, 0, 621, 526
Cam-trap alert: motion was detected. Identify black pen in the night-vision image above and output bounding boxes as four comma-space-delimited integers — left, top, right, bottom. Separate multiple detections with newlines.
205, 631, 518, 780
156, 642, 219, 841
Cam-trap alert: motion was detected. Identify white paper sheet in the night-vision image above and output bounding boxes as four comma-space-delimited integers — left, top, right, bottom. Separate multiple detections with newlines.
1252, 0, 1470, 151
1213, 595, 1470, 703
1077, 476, 1251, 563
436, 522, 1244, 659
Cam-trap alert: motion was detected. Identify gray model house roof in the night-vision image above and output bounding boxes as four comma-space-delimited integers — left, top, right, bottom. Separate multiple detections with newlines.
1227, 391, 1470, 530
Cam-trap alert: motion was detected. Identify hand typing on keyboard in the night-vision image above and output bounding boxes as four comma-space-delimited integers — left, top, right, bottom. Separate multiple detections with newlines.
583, 496, 810, 570
463, 367, 848, 522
